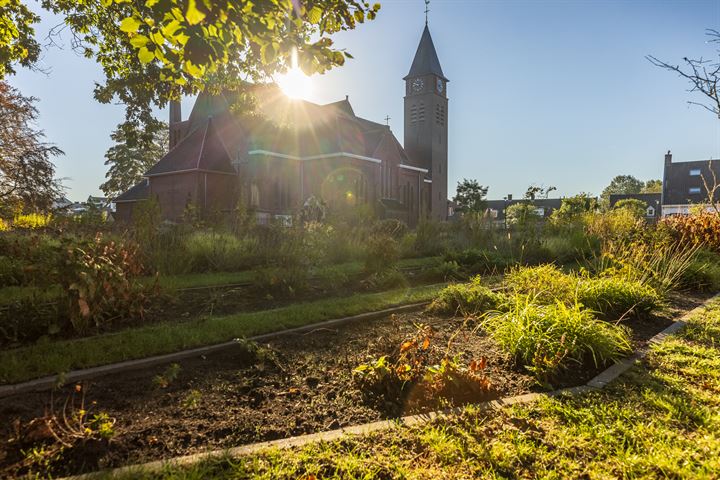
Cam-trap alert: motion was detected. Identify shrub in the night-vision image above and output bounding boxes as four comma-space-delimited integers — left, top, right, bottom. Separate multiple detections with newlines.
12, 213, 52, 229
661, 211, 720, 253
60, 234, 153, 334
542, 231, 598, 264
361, 268, 408, 291
484, 298, 631, 381
414, 219, 448, 256
427, 276, 503, 315
577, 277, 661, 319
364, 233, 400, 274
0, 218, 9, 231
371, 219, 408, 241
504, 264, 577, 304
443, 248, 509, 274
184, 231, 258, 272
680, 251, 720, 292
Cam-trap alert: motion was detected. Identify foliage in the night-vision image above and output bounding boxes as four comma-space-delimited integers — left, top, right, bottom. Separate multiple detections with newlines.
153, 363, 181, 389
39, 0, 380, 129
641, 179, 663, 193
661, 211, 720, 253
484, 297, 631, 381
443, 248, 509, 275
414, 219, 448, 257
361, 268, 408, 292
0, 82, 62, 215
101, 119, 168, 199
453, 178, 488, 213
548, 194, 597, 227
370, 218, 408, 241
613, 198, 647, 218
354, 323, 492, 407
505, 202, 541, 230
584, 208, 644, 242
577, 276, 661, 320
679, 250, 720, 292
364, 233, 400, 274
0, 0, 40, 76
427, 276, 503, 316
600, 175, 644, 206
594, 238, 700, 297
11, 212, 51, 229
61, 233, 153, 334
505, 264, 577, 304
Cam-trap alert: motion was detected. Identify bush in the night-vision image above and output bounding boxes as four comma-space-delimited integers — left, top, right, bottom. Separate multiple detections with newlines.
361, 268, 408, 291
504, 264, 577, 304
661, 211, 720, 253
371, 219, 408, 241
184, 230, 258, 272
364, 234, 400, 274
427, 276, 503, 315
443, 249, 509, 274
542, 232, 598, 264
577, 277, 661, 319
484, 298, 631, 381
680, 251, 720, 292
12, 213, 52, 229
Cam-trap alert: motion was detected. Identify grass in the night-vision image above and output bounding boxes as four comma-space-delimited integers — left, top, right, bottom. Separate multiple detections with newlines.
0, 257, 442, 303
95, 298, 720, 479
0, 284, 444, 384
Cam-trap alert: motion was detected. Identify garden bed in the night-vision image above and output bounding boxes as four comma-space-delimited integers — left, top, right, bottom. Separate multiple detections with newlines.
0, 291, 707, 478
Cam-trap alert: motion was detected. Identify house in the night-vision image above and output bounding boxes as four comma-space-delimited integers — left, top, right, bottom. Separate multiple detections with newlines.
114, 23, 450, 228
609, 193, 661, 221
662, 151, 720, 216
484, 197, 564, 224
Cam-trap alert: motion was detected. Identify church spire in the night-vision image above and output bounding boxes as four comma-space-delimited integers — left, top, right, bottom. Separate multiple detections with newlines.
404, 24, 447, 81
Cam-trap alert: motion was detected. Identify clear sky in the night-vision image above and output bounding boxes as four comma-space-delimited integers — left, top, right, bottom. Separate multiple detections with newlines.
8, 0, 720, 201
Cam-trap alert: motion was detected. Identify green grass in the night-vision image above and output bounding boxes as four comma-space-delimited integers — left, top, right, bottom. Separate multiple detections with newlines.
97, 299, 720, 479
0, 284, 443, 384
0, 257, 442, 303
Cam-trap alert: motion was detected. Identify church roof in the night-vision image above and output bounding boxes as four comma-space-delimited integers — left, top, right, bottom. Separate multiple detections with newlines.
114, 180, 149, 203
405, 25, 447, 81
145, 116, 235, 177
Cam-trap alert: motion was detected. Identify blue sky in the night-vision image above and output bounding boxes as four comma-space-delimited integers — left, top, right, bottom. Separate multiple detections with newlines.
9, 0, 720, 201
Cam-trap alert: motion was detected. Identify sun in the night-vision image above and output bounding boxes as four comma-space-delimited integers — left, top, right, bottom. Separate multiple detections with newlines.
275, 49, 314, 99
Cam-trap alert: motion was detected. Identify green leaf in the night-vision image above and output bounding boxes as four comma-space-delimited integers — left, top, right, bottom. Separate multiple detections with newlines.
129, 35, 149, 48
120, 17, 142, 34
138, 47, 155, 64
186, 0, 206, 25
307, 6, 322, 24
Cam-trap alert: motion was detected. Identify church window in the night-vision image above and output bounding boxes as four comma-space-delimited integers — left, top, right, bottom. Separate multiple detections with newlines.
250, 183, 260, 207
410, 104, 418, 126
435, 104, 445, 126
418, 103, 425, 124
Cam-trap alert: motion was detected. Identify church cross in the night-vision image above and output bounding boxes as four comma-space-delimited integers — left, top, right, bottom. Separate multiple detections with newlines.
424, 0, 430, 25
384, 115, 391, 126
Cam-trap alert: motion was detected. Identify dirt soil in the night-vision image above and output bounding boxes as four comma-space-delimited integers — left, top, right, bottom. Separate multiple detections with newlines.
0, 291, 709, 478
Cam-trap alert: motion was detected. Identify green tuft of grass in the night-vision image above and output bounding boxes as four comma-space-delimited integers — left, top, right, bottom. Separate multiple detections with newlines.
577, 276, 661, 320
483, 296, 632, 381
426, 276, 503, 316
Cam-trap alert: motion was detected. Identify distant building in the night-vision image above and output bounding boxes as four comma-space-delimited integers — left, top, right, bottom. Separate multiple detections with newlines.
609, 193, 661, 222
114, 23, 450, 227
662, 151, 720, 216
484, 197, 564, 223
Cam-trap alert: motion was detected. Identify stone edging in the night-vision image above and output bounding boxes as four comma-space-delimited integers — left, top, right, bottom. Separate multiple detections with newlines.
57, 294, 718, 479
0, 302, 429, 398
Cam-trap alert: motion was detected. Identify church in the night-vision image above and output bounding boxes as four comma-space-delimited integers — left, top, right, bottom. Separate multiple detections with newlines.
114, 24, 450, 228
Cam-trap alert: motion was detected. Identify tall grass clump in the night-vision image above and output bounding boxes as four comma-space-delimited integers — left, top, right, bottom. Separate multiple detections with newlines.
504, 264, 577, 304
484, 297, 631, 381
593, 239, 699, 297
680, 250, 720, 292
577, 277, 661, 319
184, 231, 258, 272
427, 276, 504, 316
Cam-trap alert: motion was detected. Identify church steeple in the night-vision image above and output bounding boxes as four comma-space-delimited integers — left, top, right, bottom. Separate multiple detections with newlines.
403, 23, 449, 221
404, 25, 447, 81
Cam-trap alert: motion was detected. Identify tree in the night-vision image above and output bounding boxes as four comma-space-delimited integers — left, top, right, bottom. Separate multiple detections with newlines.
524, 184, 556, 201
549, 193, 597, 226
101, 119, 168, 199
452, 179, 488, 213
647, 29, 720, 119
641, 179, 662, 193
506, 202, 541, 228
1, 1, 380, 129
0, 81, 62, 214
600, 175, 644, 206
613, 198, 647, 219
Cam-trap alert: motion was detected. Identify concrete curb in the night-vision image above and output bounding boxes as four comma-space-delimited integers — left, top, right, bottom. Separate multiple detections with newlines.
55, 294, 718, 479
0, 302, 429, 398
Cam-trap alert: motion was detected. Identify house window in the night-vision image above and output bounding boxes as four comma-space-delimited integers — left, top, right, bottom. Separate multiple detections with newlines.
646, 206, 655, 217
488, 208, 499, 219
689, 187, 702, 194
690, 169, 701, 176
534, 207, 545, 217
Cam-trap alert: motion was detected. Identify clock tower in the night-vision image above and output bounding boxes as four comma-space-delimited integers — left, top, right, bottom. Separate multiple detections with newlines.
404, 24, 448, 220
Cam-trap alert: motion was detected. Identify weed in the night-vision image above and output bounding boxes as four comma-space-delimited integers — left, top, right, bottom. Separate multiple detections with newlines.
577, 276, 661, 319
504, 264, 577, 304
427, 276, 503, 316
182, 390, 203, 409
153, 363, 181, 389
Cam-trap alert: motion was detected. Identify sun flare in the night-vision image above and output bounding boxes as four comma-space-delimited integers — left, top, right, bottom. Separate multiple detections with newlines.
276, 49, 314, 99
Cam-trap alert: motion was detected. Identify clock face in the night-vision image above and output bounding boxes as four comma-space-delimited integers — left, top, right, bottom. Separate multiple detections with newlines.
412, 78, 424, 93
436, 78, 444, 93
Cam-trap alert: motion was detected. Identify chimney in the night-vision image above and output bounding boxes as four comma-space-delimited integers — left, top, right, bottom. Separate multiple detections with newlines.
664, 150, 672, 165
169, 100, 182, 124
507, 194, 513, 201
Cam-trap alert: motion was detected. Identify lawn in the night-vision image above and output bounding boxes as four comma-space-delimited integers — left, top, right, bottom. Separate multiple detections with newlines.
100, 297, 720, 479
0, 284, 444, 384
